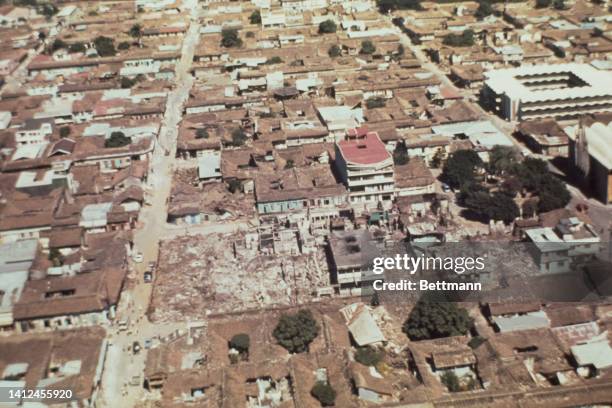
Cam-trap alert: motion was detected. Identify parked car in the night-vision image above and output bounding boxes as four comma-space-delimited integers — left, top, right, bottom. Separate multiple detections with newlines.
441, 183, 452, 193
132, 252, 144, 263
132, 341, 141, 354
144, 339, 153, 349
144, 271, 152, 283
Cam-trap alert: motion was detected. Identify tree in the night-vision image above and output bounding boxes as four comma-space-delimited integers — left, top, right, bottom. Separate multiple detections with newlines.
221, 28, 242, 48
273, 309, 319, 353
397, 43, 405, 58
443, 30, 475, 47
370, 291, 380, 307
442, 149, 483, 189
121, 76, 137, 89
318, 19, 337, 34
196, 128, 209, 139
229, 333, 250, 355
355, 346, 384, 366
440, 371, 461, 392
129, 24, 142, 38
285, 159, 295, 169
39, 3, 58, 18
463, 189, 519, 224
266, 56, 283, 65
475, 0, 493, 19
51, 39, 66, 52
393, 143, 410, 166
230, 129, 247, 146
430, 148, 446, 169
68, 42, 86, 53
468, 336, 486, 349
94, 36, 116, 57
360, 40, 376, 55
59, 126, 71, 138
105, 132, 131, 148
249, 10, 261, 24
49, 248, 64, 267
328, 44, 342, 58
537, 175, 571, 212
553, 0, 566, 9
366, 96, 386, 109
311, 382, 336, 407
377, 0, 423, 13
488, 145, 521, 176
402, 300, 473, 340
522, 199, 537, 218
535, 0, 551, 7
118, 41, 131, 50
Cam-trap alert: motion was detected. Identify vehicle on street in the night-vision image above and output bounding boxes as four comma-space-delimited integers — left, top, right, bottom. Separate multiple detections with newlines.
132, 341, 141, 354
144, 271, 152, 283
132, 252, 144, 263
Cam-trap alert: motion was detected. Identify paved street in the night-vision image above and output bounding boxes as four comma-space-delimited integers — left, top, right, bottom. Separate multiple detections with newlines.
96, 2, 201, 406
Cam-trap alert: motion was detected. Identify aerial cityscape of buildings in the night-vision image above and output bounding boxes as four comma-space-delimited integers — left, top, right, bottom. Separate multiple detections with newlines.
0, 0, 611, 407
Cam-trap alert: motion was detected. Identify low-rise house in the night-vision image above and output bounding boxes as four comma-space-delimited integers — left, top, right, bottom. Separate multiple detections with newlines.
517, 119, 569, 157
0, 327, 107, 407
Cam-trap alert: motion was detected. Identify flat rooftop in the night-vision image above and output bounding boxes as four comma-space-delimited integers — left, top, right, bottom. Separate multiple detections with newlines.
484, 63, 612, 103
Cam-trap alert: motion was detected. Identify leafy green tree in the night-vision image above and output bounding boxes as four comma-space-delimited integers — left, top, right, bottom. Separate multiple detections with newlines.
221, 28, 242, 48
536, 0, 551, 7
370, 291, 380, 307
273, 309, 319, 353
318, 20, 337, 34
393, 143, 410, 165
355, 347, 384, 366
39, 3, 58, 18
402, 300, 473, 340
537, 175, 571, 212
285, 159, 295, 169
430, 148, 446, 169
522, 199, 537, 218
475, 0, 493, 19
129, 24, 142, 38
488, 145, 521, 176
118, 41, 130, 50
105, 132, 131, 148
49, 248, 64, 267
229, 333, 250, 355
360, 40, 376, 55
59, 126, 71, 138
366, 96, 386, 109
121, 77, 137, 89
249, 10, 261, 24
94, 36, 116, 57
441, 371, 461, 392
468, 336, 486, 349
553, 0, 566, 9
51, 39, 66, 52
311, 382, 336, 406
68, 42, 86, 53
328, 44, 341, 58
230, 128, 247, 146
266, 56, 283, 65
442, 149, 483, 189
443, 30, 475, 47
196, 128, 209, 139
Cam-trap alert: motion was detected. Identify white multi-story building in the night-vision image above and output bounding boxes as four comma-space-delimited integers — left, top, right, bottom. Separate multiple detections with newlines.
482, 64, 612, 121
335, 129, 394, 211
